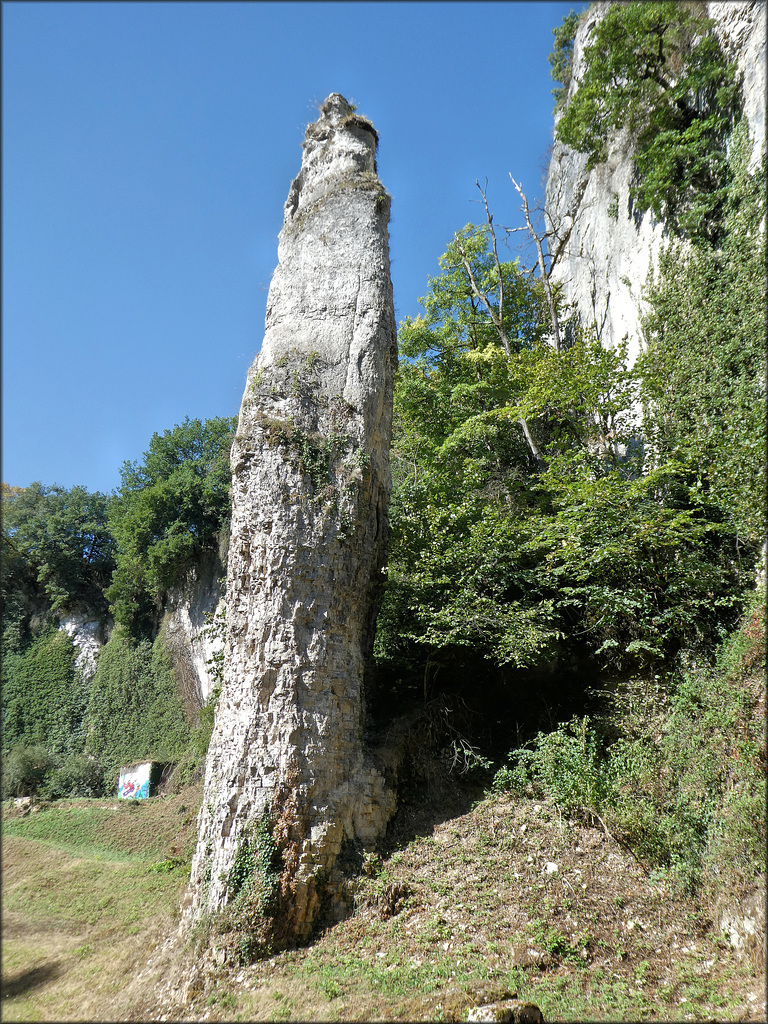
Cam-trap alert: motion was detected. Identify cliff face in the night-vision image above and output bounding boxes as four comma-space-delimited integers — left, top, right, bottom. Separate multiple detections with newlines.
164, 545, 227, 707
54, 549, 225, 708
185, 94, 398, 942
59, 612, 108, 682
544, 0, 766, 362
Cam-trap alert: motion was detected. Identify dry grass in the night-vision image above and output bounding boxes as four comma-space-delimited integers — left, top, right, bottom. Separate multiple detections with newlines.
2, 778, 764, 1022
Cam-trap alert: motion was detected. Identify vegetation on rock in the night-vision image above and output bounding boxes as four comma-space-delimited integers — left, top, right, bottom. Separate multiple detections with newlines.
639, 121, 766, 546
0, 8, 763, 1009
548, 8, 580, 111
1, 415, 234, 798
555, 1, 741, 240
106, 415, 235, 634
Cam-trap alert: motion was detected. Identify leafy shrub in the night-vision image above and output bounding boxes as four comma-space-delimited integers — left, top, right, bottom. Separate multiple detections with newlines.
549, 9, 581, 111
42, 752, 106, 800
493, 593, 766, 896
2, 744, 56, 798
493, 716, 611, 814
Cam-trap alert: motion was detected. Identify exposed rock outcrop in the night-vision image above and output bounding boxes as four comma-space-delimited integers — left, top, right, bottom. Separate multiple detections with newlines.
59, 612, 108, 681
544, 0, 765, 361
164, 545, 227, 708
185, 94, 398, 944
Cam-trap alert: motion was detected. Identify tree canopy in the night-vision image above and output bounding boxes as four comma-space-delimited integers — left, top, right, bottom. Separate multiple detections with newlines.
106, 415, 236, 633
376, 221, 749, 706
1, 482, 114, 617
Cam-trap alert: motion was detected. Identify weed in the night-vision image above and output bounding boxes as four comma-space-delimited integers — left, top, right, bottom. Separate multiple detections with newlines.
320, 978, 343, 999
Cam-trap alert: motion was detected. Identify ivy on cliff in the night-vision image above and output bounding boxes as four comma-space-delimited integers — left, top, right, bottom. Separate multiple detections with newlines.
2, 627, 81, 753
639, 121, 766, 549
555, 1, 741, 240
85, 627, 192, 782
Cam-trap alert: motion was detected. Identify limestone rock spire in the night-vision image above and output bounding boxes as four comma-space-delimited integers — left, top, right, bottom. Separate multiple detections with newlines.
184, 93, 397, 949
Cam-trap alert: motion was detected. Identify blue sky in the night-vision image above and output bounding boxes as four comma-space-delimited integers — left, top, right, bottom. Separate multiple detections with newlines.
3, 1, 586, 494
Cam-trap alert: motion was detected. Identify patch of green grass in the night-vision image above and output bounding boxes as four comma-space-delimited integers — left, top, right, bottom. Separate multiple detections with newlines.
3, 808, 144, 860
3, 837, 185, 931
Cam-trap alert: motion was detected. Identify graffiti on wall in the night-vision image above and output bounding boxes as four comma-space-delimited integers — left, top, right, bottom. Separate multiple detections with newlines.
118, 762, 152, 800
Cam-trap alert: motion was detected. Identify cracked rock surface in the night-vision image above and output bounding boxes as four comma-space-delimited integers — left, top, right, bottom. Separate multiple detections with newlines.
185, 93, 397, 942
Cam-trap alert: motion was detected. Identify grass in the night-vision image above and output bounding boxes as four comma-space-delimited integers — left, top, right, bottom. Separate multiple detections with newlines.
2, 790, 763, 1021
1, 661, 764, 1024
1, 785, 200, 1023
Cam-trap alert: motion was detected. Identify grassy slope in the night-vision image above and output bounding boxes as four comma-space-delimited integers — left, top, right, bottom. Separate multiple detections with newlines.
1, 786, 200, 1023
2, 772, 764, 1023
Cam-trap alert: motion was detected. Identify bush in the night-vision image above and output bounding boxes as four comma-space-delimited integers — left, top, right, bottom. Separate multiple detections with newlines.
2, 744, 56, 798
493, 591, 766, 896
42, 753, 106, 800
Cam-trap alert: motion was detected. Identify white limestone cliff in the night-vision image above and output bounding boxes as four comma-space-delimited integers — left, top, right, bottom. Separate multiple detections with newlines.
544, 0, 766, 362
164, 546, 227, 708
59, 612, 106, 681
185, 94, 398, 945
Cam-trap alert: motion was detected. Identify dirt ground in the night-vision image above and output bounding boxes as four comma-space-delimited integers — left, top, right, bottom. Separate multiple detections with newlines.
96, 782, 767, 1023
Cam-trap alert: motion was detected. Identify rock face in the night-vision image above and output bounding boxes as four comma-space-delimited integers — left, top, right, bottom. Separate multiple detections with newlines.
164, 546, 226, 708
185, 94, 398, 943
544, 0, 765, 363
59, 612, 107, 682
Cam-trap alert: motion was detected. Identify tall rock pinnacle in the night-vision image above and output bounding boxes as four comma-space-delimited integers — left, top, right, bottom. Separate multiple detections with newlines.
184, 94, 397, 948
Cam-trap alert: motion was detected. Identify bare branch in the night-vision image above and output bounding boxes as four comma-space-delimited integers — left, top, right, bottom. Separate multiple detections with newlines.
452, 191, 548, 473
476, 179, 506, 353
510, 175, 563, 353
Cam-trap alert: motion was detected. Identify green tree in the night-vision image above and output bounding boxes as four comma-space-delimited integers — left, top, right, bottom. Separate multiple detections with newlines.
106, 415, 236, 633
556, 1, 740, 239
1, 483, 114, 616
549, 9, 581, 111
377, 224, 750, 696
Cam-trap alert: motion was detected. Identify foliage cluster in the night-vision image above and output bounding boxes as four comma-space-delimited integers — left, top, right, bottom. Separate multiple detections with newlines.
492, 590, 766, 897
2, 626, 82, 753
1, 416, 233, 798
1, 482, 114, 617
85, 626, 193, 783
555, 1, 741, 239
639, 122, 766, 545
221, 810, 284, 963
376, 186, 756, 703
548, 9, 581, 112
106, 415, 235, 634
1, 623, 199, 798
